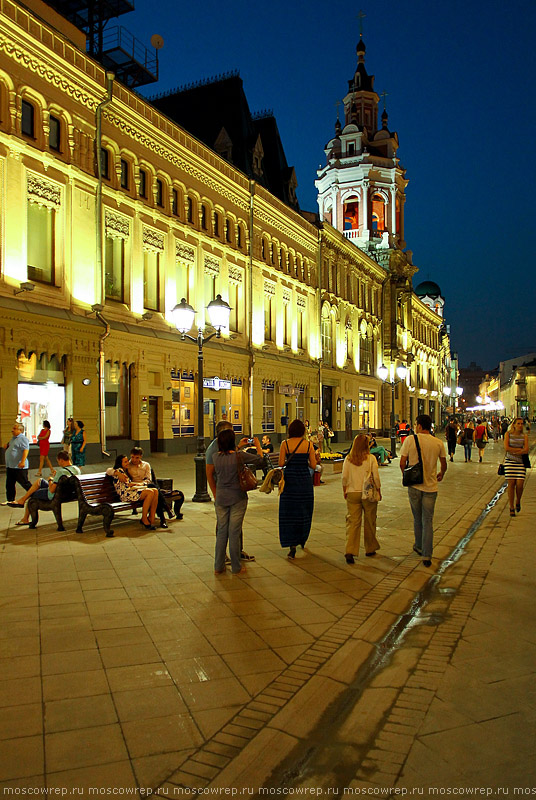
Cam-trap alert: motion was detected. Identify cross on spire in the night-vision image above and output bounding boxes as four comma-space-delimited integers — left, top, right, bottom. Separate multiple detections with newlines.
380, 90, 389, 110
335, 99, 341, 120
358, 9, 366, 38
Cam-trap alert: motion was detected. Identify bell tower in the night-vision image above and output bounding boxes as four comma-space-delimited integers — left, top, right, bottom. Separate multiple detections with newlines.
315, 35, 409, 256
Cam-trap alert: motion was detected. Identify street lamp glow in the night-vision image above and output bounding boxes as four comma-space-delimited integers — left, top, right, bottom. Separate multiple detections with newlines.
378, 364, 389, 382
171, 298, 196, 333
443, 386, 451, 396
456, 386, 464, 396
207, 294, 231, 331
396, 365, 407, 381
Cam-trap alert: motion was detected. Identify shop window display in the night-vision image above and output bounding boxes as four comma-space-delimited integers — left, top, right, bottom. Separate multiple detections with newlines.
17, 351, 65, 443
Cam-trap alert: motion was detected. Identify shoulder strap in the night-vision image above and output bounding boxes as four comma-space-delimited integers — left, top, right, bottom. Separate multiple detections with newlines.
413, 433, 423, 464
285, 438, 304, 464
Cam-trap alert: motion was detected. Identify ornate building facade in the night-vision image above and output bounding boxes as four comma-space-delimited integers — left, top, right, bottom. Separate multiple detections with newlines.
0, 1, 448, 464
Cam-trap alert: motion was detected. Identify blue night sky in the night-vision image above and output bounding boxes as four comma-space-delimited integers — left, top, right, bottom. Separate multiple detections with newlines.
129, 0, 536, 370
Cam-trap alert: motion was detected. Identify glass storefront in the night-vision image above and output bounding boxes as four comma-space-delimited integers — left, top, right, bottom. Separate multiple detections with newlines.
17, 351, 65, 443
171, 372, 195, 436
358, 390, 376, 430
262, 383, 275, 432
105, 361, 131, 437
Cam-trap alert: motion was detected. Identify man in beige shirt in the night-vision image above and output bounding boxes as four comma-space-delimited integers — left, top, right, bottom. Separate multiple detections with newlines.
399, 415, 447, 568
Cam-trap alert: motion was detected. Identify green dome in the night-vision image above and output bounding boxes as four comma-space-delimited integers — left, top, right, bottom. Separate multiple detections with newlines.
415, 281, 442, 298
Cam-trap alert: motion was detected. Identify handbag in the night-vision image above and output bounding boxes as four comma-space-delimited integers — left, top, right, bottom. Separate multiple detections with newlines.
402, 433, 424, 487
362, 456, 380, 502
236, 452, 258, 492
497, 463, 505, 476
522, 453, 531, 469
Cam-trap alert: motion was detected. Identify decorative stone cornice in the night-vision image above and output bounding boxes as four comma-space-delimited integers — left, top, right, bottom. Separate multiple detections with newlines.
228, 266, 242, 285
282, 290, 291, 305
142, 227, 165, 252
264, 281, 276, 297
27, 171, 61, 208
175, 243, 195, 263
105, 210, 130, 240
204, 255, 220, 276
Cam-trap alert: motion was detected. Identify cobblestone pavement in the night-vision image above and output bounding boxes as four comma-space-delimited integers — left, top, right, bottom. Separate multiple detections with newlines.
0, 438, 533, 795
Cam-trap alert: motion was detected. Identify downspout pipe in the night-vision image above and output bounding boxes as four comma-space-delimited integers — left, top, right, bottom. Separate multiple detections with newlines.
95, 72, 114, 459
95, 311, 111, 458
248, 180, 255, 437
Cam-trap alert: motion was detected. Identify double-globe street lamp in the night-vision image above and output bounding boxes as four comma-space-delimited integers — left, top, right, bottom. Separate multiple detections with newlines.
443, 385, 464, 420
378, 363, 408, 459
171, 294, 231, 503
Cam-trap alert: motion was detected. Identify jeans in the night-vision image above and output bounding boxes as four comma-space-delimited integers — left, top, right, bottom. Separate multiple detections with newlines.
408, 487, 437, 559
5, 468, 32, 502
464, 443, 473, 461
215, 498, 248, 573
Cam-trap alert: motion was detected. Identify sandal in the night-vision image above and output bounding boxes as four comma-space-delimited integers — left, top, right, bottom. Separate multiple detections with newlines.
510, 509, 516, 517
516, 503, 521, 513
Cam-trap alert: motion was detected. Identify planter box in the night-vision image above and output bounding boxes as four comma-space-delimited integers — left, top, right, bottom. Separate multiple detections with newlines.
321, 459, 343, 474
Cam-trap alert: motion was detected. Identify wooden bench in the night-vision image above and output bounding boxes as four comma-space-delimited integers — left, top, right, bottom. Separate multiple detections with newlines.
27, 475, 78, 531
74, 473, 150, 538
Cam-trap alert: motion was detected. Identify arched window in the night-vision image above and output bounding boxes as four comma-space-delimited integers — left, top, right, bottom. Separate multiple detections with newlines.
343, 196, 359, 231
371, 193, 385, 232
360, 329, 372, 375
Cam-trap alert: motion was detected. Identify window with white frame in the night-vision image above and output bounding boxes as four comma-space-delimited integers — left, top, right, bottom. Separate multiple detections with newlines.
321, 307, 332, 367
143, 228, 164, 311
104, 211, 129, 302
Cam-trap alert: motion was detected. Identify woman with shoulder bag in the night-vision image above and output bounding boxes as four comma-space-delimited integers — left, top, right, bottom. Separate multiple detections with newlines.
341, 434, 381, 563
278, 419, 317, 559
207, 429, 263, 574
504, 417, 529, 516
474, 418, 488, 463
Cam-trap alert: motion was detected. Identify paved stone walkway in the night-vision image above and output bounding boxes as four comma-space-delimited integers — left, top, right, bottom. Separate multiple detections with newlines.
0, 438, 533, 795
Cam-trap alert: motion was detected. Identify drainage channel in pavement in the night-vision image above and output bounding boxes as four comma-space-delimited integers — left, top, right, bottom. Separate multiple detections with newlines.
260, 482, 508, 794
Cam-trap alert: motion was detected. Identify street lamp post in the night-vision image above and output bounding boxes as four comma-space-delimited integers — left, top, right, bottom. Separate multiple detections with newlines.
378, 363, 407, 458
172, 294, 231, 502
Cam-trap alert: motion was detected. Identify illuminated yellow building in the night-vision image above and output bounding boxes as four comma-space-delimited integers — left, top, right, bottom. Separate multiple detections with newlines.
0, 0, 447, 462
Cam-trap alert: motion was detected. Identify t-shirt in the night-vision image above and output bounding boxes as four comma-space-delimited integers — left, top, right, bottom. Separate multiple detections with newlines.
400, 433, 446, 493
212, 450, 263, 506
475, 424, 487, 441
342, 453, 381, 495
205, 439, 218, 466
5, 434, 30, 469
262, 442, 274, 453
48, 464, 81, 499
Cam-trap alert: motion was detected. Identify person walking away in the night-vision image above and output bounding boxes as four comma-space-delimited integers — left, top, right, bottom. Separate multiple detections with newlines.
36, 420, 55, 477
10, 450, 80, 525
463, 421, 475, 462
207, 429, 263, 574
399, 420, 411, 446
70, 420, 87, 466
278, 419, 317, 559
474, 418, 488, 463
342, 434, 381, 563
399, 414, 447, 568
504, 417, 529, 516
445, 417, 458, 462
2, 423, 32, 504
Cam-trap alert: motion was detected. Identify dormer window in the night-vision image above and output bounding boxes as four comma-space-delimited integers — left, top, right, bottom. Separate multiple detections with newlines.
348, 142, 355, 156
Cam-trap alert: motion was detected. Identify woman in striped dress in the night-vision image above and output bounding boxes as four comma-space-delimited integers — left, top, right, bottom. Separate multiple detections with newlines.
504, 418, 529, 516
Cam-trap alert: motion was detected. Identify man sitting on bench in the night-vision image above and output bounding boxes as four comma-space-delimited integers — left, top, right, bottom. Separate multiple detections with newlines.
9, 450, 80, 525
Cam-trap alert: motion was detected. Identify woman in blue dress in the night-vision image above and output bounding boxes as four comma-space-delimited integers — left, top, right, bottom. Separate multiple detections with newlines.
70, 420, 87, 466
278, 419, 317, 559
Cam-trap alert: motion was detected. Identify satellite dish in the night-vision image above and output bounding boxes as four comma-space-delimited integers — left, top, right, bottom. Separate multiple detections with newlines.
151, 34, 164, 50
